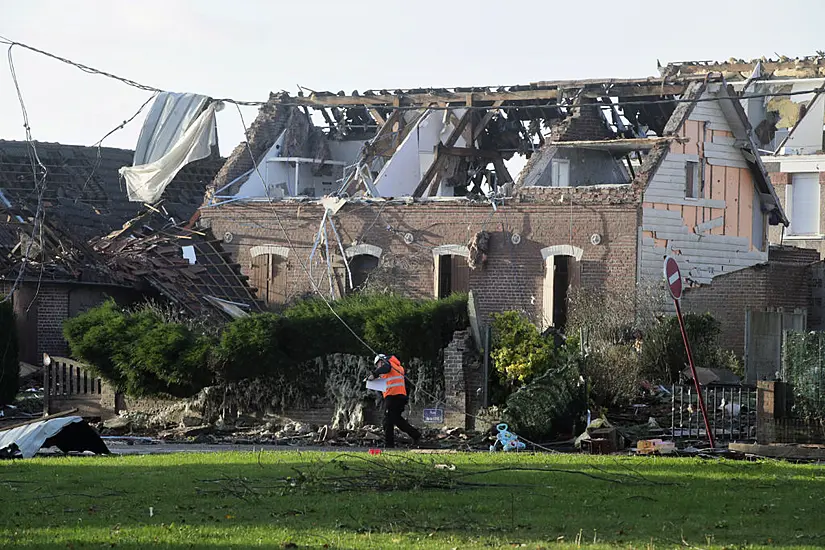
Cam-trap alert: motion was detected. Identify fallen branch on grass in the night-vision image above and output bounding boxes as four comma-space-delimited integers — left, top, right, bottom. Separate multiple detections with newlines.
199, 453, 670, 498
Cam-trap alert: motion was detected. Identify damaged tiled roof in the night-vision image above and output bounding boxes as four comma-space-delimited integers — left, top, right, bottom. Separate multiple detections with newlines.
0, 140, 224, 242
93, 213, 262, 319
0, 204, 121, 285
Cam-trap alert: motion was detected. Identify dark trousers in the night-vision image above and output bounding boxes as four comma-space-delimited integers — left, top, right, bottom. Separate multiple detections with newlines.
383, 395, 421, 447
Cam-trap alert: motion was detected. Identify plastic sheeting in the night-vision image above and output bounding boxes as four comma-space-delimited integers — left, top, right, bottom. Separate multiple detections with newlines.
0, 416, 109, 458
133, 93, 210, 166
120, 101, 218, 204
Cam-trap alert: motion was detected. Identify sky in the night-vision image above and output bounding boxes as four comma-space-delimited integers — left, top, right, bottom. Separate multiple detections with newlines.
1, 0, 824, 157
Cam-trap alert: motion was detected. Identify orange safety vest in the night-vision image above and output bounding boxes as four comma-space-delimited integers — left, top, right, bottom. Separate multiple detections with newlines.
380, 356, 407, 398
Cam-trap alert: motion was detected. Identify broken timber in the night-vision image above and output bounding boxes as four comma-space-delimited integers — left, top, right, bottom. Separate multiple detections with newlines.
270, 78, 700, 108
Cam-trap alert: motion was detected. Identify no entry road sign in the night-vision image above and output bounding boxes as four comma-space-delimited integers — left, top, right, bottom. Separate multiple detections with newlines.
663, 256, 683, 300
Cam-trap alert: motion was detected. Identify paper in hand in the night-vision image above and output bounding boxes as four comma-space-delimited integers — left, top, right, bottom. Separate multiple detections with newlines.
366, 378, 387, 392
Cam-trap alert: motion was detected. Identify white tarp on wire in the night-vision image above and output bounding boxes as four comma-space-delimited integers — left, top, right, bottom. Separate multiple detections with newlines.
0, 416, 83, 458
133, 93, 210, 166
120, 98, 219, 204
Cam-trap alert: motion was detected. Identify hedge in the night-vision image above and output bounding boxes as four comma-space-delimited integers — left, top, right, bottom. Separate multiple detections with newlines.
64, 293, 469, 399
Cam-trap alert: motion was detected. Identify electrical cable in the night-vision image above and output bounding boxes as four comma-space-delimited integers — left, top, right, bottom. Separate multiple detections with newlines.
75, 92, 158, 203
3, 36, 824, 112
233, 104, 378, 356
1, 43, 49, 307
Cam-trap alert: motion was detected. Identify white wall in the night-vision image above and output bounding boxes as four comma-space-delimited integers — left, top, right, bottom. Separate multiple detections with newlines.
234, 131, 358, 198
372, 109, 469, 197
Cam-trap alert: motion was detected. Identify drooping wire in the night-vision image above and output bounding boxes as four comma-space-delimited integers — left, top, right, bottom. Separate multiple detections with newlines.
2, 36, 825, 112
75, 92, 158, 203
233, 104, 378, 356
2, 43, 49, 308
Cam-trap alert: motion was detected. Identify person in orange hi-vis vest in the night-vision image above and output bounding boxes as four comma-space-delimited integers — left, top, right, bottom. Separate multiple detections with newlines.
369, 354, 421, 448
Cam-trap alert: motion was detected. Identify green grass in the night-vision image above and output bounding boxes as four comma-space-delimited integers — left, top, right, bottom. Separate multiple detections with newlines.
2, 451, 825, 549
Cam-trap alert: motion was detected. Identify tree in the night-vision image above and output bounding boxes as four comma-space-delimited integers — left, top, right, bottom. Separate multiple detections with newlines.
0, 300, 20, 406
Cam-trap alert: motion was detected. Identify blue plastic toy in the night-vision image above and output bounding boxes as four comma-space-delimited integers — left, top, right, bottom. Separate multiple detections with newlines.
489, 423, 526, 452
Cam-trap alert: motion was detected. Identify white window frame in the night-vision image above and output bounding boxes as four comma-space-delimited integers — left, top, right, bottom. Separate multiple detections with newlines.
685, 160, 701, 199
551, 159, 570, 187
786, 172, 821, 237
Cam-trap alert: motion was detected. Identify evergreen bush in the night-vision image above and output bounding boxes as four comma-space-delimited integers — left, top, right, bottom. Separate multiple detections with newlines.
65, 293, 469, 400
0, 300, 19, 406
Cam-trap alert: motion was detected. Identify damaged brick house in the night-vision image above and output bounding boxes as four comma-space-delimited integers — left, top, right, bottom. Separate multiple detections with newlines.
198, 76, 788, 341
0, 140, 258, 364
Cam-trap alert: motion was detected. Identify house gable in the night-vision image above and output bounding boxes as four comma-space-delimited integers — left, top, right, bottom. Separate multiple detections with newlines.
639, 84, 787, 286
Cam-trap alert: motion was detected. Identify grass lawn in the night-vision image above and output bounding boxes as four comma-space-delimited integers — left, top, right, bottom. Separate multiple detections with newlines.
1, 451, 824, 549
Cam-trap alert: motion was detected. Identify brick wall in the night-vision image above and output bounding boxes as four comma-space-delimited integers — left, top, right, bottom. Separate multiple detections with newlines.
35, 284, 70, 360
209, 98, 295, 195
550, 103, 612, 142
443, 330, 468, 428
201, 197, 640, 326
682, 245, 818, 355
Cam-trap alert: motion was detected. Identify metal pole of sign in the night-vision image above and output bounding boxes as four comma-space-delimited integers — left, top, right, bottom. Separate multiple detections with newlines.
483, 325, 491, 408
674, 297, 715, 449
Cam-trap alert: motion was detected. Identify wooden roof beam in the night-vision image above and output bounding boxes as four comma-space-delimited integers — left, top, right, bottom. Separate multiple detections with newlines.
273, 82, 690, 108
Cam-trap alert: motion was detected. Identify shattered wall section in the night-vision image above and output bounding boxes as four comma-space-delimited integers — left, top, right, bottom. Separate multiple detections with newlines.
681, 246, 818, 355
209, 96, 298, 197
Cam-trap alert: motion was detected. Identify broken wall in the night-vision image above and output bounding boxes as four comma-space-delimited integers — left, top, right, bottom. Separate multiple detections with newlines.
519, 146, 629, 187
681, 246, 818, 356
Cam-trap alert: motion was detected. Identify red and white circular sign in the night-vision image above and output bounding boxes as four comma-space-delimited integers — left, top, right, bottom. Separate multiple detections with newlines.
663, 256, 683, 300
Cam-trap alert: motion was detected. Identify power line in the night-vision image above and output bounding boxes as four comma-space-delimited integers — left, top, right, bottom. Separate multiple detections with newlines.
233, 103, 378, 356
75, 92, 158, 203
1, 43, 48, 307
4, 36, 825, 113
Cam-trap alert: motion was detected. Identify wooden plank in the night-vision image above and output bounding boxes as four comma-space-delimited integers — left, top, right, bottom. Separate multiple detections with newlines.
724, 167, 741, 236
703, 142, 745, 155
642, 219, 687, 230
670, 248, 766, 261
473, 100, 504, 140
712, 135, 737, 146
651, 231, 701, 242
368, 108, 386, 126
704, 149, 747, 164
739, 169, 755, 248
413, 110, 474, 197
644, 195, 726, 209
666, 153, 700, 163
708, 164, 724, 204
643, 207, 683, 218
282, 82, 689, 108
682, 205, 698, 231
695, 216, 724, 233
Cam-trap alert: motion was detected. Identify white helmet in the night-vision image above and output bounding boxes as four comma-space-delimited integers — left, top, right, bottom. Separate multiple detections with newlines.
374, 354, 387, 364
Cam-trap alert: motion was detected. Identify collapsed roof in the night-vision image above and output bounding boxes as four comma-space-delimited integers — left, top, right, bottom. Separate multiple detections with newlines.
208, 76, 715, 202
0, 140, 260, 319
93, 210, 262, 319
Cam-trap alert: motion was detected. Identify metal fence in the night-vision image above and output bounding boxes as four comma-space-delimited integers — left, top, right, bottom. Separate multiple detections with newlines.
671, 385, 757, 442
